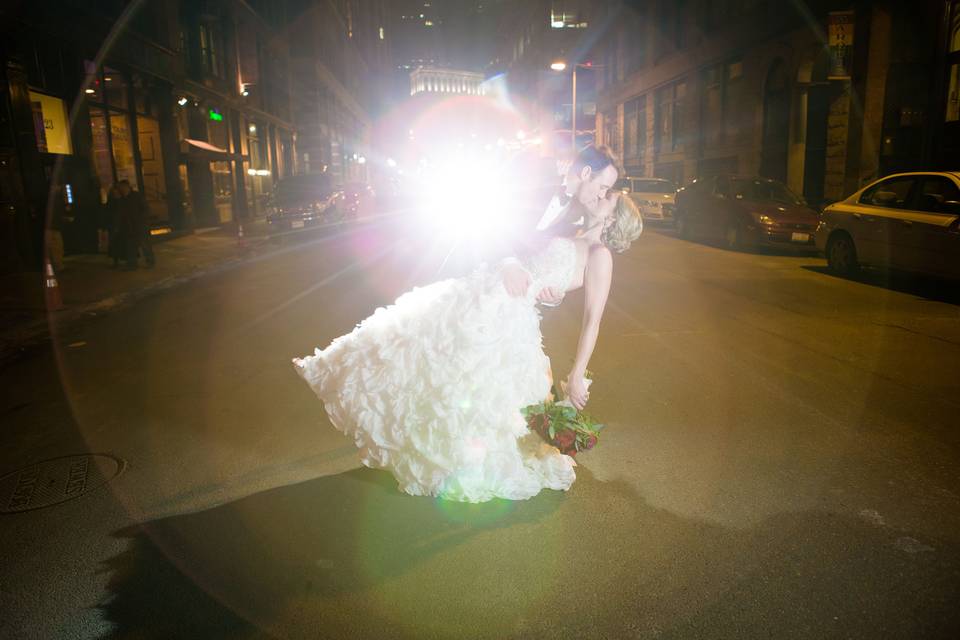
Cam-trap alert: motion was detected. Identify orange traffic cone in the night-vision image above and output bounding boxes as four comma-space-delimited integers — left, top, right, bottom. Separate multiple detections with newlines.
44, 260, 63, 311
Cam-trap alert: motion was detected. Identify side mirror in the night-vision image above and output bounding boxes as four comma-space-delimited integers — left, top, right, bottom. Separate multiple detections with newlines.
941, 200, 960, 216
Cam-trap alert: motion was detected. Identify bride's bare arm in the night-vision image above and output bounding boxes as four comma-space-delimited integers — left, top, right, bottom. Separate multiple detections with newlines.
565, 245, 613, 409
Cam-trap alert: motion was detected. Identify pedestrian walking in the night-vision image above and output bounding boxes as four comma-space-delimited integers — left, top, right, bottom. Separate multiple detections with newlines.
116, 180, 155, 269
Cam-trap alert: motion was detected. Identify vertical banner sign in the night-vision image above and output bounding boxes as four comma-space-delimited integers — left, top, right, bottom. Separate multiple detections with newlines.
828, 11, 855, 80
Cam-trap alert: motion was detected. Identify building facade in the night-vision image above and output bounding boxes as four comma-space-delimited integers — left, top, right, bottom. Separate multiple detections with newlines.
410, 67, 486, 96
0, 0, 386, 273
287, 0, 386, 186
593, 0, 945, 206
0, 0, 301, 272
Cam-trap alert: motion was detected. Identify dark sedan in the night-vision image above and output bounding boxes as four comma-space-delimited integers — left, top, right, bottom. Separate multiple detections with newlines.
674, 175, 820, 251
266, 174, 340, 234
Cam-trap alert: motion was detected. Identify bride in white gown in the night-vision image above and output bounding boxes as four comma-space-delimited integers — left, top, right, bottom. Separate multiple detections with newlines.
293, 193, 643, 502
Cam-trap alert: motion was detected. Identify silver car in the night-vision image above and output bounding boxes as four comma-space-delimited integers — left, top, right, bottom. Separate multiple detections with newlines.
815, 172, 960, 279
618, 177, 678, 223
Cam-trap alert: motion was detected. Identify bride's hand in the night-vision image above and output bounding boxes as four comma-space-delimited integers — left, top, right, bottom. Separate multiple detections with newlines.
564, 374, 590, 410
536, 287, 564, 306
501, 262, 531, 297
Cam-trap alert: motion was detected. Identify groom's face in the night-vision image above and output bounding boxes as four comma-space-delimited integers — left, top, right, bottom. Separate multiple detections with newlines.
574, 164, 618, 212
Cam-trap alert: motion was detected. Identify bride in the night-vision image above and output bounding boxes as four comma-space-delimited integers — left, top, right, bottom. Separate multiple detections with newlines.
293, 191, 643, 503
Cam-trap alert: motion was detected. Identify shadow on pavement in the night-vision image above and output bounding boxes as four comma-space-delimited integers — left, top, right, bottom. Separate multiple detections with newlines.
97, 465, 960, 639
803, 265, 960, 306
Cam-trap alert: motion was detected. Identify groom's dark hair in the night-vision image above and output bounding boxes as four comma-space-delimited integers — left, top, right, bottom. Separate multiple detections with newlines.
573, 145, 617, 175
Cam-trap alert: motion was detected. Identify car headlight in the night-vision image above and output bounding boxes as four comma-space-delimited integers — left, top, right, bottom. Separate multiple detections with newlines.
755, 214, 775, 225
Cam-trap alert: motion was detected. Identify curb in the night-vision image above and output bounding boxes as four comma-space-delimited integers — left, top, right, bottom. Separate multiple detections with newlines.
0, 253, 249, 367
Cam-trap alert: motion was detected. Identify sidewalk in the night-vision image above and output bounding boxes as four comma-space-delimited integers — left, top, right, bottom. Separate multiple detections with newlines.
0, 220, 269, 363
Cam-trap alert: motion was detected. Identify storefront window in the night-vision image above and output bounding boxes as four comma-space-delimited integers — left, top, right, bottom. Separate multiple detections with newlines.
248, 121, 262, 168
84, 61, 171, 222
136, 115, 166, 220
212, 161, 233, 201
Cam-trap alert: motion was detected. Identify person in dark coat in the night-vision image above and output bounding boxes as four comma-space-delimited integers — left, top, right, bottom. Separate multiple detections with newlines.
117, 180, 155, 269
105, 183, 123, 268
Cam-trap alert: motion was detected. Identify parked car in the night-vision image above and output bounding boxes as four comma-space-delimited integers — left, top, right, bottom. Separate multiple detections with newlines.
617, 177, 678, 224
673, 175, 819, 251
266, 173, 339, 233
815, 171, 960, 279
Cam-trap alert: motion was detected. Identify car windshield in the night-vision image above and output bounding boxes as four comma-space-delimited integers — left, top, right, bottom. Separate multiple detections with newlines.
274, 175, 333, 205
633, 179, 677, 193
728, 178, 803, 205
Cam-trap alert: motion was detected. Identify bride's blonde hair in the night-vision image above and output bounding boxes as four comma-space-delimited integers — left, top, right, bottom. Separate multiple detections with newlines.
601, 195, 643, 253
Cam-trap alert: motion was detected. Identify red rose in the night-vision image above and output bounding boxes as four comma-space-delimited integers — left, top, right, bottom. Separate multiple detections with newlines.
527, 414, 548, 433
555, 430, 575, 449
584, 435, 598, 450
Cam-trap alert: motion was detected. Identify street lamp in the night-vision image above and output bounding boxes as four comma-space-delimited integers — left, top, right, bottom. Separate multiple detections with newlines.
550, 60, 597, 151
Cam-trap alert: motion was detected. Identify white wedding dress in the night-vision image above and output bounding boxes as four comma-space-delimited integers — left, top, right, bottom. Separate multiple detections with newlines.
293, 237, 579, 502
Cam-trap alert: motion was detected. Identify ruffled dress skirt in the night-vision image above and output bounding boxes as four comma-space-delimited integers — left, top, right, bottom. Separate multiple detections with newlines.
293, 270, 576, 502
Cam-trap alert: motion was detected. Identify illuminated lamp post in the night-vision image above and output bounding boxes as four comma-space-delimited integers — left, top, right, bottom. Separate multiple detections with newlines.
550, 60, 598, 152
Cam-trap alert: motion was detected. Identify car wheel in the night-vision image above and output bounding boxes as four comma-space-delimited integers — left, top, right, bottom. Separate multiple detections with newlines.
675, 214, 690, 239
826, 232, 860, 276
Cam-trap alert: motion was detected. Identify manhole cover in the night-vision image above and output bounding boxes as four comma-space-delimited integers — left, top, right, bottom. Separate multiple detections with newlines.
0, 454, 125, 514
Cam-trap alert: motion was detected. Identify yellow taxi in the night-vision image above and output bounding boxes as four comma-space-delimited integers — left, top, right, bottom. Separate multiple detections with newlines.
815, 172, 960, 279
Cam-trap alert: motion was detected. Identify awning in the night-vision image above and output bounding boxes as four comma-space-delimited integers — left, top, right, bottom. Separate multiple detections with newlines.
180, 138, 231, 159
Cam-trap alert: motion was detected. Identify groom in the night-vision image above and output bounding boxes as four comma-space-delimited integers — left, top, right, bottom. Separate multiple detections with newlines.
502, 145, 620, 303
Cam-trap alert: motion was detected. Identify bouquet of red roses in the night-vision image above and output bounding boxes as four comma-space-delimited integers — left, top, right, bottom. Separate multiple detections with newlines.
521, 400, 605, 457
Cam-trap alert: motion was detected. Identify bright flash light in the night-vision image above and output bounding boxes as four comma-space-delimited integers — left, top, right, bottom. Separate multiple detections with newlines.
414, 153, 521, 251
386, 158, 397, 168
550, 61, 567, 71
516, 130, 526, 140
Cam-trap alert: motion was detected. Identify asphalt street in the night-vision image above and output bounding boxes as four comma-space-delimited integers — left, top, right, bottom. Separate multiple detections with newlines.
2, 221, 959, 639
